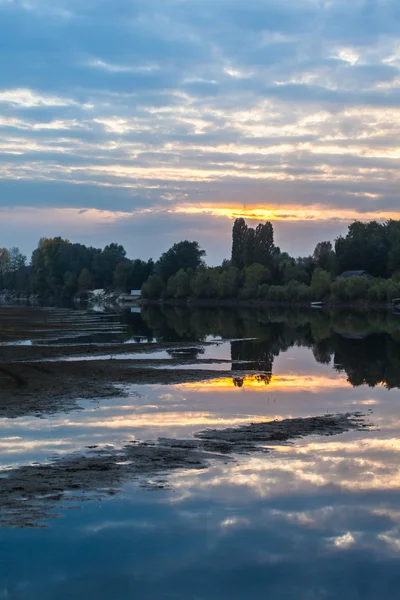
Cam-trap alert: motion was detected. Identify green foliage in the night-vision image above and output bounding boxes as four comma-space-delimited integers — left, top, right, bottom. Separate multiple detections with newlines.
367, 279, 388, 304
157, 241, 205, 281
63, 271, 78, 295
78, 268, 93, 291
141, 275, 165, 300
92, 243, 127, 288
4, 217, 400, 305
114, 261, 133, 292
241, 263, 270, 299
218, 267, 239, 298
313, 241, 336, 272
1, 247, 26, 290
345, 277, 371, 302
114, 259, 154, 293
335, 220, 389, 277
243, 227, 255, 267
164, 269, 192, 299
310, 269, 332, 301
192, 269, 219, 299
174, 270, 191, 299
282, 263, 310, 285
254, 222, 274, 268
331, 276, 370, 303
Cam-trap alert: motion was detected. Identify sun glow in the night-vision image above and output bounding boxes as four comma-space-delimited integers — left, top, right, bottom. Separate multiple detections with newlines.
170, 204, 400, 223
180, 373, 349, 392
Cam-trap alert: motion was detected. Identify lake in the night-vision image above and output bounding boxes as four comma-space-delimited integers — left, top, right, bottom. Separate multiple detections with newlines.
1, 305, 400, 599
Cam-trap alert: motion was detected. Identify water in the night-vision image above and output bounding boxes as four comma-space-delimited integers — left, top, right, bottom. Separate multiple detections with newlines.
1, 306, 400, 598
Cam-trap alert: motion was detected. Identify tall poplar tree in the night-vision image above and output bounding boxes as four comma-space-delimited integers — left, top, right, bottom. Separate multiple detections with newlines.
244, 227, 255, 267
231, 218, 248, 269
254, 222, 275, 268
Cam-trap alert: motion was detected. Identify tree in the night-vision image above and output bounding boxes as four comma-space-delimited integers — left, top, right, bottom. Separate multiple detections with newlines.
6, 247, 26, 289
31, 237, 71, 294
388, 242, 400, 276
78, 268, 93, 291
192, 269, 219, 298
231, 218, 248, 270
157, 241, 205, 281
313, 241, 335, 273
8, 247, 25, 270
244, 227, 255, 267
141, 275, 165, 299
114, 260, 133, 292
63, 271, 78, 296
174, 269, 191, 299
0, 248, 10, 288
218, 267, 239, 298
282, 263, 310, 285
254, 222, 275, 268
241, 263, 270, 298
130, 259, 154, 290
310, 268, 332, 300
335, 221, 389, 277
92, 243, 127, 288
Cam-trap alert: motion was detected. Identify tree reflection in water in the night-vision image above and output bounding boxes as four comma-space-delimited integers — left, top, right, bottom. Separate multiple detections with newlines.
133, 306, 400, 389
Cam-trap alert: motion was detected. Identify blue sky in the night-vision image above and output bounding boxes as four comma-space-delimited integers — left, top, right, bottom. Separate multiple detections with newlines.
0, 0, 399, 262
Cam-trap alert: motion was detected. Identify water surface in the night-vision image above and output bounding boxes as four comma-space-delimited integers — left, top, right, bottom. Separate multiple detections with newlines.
1, 306, 400, 599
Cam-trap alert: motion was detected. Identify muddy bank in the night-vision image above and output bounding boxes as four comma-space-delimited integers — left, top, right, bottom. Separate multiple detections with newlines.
0, 360, 236, 418
0, 413, 368, 527
0, 306, 239, 417
0, 306, 121, 344
0, 340, 216, 363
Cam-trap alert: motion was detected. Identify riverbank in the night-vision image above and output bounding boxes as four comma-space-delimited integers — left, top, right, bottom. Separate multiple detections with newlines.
140, 297, 400, 310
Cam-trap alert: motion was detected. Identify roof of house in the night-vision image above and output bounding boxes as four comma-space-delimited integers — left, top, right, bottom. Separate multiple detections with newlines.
336, 270, 373, 280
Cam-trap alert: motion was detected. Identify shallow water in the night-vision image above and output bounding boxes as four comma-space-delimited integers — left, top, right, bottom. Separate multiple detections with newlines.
2, 306, 400, 598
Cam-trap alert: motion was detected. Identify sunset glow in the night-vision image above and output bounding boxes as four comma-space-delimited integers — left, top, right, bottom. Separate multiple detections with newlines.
171, 205, 400, 223
179, 373, 350, 392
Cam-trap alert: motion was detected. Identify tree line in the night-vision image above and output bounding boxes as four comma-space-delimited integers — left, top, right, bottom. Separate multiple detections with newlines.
2, 218, 400, 303
142, 218, 400, 304
0, 238, 154, 301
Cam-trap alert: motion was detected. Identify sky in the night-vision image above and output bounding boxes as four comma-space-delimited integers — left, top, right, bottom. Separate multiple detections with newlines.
0, 0, 400, 264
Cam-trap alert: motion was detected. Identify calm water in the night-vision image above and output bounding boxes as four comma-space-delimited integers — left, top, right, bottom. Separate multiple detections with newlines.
2, 307, 400, 599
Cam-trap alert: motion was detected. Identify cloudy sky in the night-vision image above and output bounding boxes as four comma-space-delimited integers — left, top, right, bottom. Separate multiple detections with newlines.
0, 0, 400, 263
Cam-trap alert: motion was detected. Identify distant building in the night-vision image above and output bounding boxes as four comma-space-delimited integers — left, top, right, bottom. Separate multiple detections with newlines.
336, 270, 374, 281
130, 290, 142, 297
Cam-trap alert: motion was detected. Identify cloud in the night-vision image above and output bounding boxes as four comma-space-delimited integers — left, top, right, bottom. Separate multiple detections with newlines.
0, 88, 79, 108
0, 0, 400, 259
87, 58, 160, 74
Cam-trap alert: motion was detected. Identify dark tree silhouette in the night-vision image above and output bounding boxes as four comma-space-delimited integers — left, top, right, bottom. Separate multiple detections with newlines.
156, 241, 205, 281
231, 218, 248, 270
254, 222, 275, 268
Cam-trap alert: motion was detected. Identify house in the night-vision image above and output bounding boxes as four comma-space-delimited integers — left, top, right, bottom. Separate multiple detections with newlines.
336, 270, 374, 281
130, 289, 142, 297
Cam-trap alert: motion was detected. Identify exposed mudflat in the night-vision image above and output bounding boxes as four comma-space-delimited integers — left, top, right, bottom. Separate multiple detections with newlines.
0, 307, 233, 418
0, 359, 239, 418
0, 413, 368, 527
0, 306, 121, 344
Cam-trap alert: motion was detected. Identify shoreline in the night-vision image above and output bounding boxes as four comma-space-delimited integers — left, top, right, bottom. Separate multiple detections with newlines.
139, 298, 399, 311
